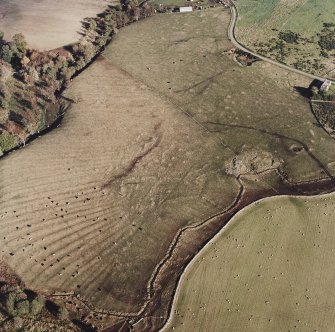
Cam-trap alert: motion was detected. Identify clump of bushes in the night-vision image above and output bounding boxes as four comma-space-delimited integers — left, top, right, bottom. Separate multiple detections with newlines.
312, 102, 335, 135
318, 22, 335, 57
0, 130, 19, 155
0, 284, 73, 322
0, 282, 82, 332
312, 88, 335, 101
0, 32, 28, 70
318, 33, 335, 51
57, 305, 69, 321
1, 286, 46, 318
30, 294, 46, 315
278, 31, 300, 44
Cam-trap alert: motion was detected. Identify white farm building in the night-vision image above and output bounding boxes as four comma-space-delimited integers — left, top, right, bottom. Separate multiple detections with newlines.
179, 6, 193, 12
320, 79, 332, 92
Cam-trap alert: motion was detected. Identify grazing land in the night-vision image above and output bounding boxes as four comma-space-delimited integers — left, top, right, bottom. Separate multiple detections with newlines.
0, 55, 240, 329
234, 0, 335, 77
163, 193, 335, 332
104, 8, 335, 184
0, 0, 114, 49
1, 6, 335, 332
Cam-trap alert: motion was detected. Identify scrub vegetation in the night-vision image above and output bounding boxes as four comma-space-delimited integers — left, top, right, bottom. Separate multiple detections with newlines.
0, 262, 77, 331
234, 0, 335, 76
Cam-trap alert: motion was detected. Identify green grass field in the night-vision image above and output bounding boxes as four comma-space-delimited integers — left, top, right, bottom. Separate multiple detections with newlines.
163, 193, 335, 332
236, 0, 335, 35
234, 0, 335, 76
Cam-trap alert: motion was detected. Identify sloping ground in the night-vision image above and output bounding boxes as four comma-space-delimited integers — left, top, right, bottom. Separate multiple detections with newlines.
1, 8, 335, 331
0, 56, 239, 314
0, 0, 114, 49
103, 9, 335, 184
234, 0, 335, 76
163, 193, 335, 332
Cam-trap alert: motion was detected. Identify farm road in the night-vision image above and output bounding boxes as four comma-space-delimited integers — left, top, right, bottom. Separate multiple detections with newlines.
227, 1, 335, 84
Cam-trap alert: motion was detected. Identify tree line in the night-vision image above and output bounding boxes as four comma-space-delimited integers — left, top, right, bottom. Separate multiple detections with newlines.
0, 0, 154, 154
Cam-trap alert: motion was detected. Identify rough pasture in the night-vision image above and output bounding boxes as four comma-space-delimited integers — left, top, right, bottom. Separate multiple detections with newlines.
104, 9, 335, 184
0, 55, 239, 328
234, 0, 335, 76
0, 0, 113, 49
1, 8, 335, 331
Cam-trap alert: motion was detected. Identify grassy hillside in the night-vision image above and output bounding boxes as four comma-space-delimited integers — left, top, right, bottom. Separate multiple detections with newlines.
163, 193, 335, 332
104, 9, 335, 184
235, 0, 335, 76
0, 55, 241, 329
2, 7, 335, 331
236, 0, 334, 34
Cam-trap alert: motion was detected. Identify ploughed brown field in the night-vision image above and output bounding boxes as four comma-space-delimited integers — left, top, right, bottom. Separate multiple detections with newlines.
1, 7, 335, 331
0, 0, 113, 49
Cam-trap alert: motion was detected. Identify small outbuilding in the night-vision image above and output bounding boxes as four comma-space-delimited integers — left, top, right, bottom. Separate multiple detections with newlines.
178, 6, 193, 12
320, 79, 332, 92
309, 79, 332, 92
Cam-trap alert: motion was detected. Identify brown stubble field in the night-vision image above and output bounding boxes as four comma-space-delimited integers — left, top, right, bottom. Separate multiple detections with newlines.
1, 7, 335, 331
0, 0, 114, 49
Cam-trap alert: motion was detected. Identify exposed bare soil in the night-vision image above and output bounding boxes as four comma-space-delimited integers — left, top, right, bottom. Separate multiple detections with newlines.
0, 0, 114, 49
